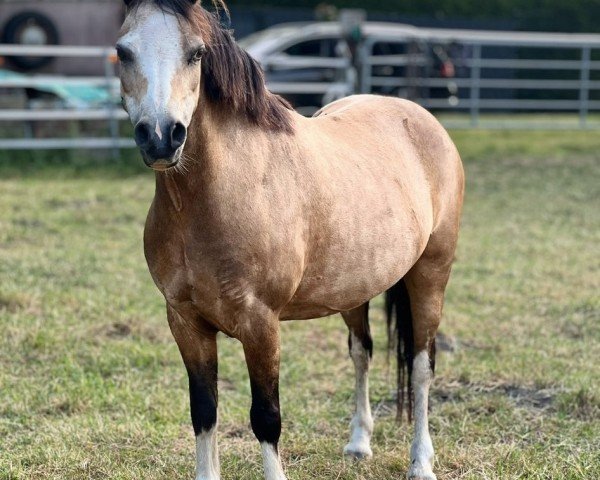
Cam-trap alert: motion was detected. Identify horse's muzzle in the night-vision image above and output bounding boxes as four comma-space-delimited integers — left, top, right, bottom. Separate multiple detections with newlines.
134, 119, 187, 169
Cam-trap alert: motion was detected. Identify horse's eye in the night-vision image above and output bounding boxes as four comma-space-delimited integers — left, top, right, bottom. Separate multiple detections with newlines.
188, 46, 206, 65
116, 45, 133, 64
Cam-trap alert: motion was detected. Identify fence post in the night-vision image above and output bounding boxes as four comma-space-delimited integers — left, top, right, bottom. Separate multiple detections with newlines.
470, 43, 482, 128
359, 38, 373, 95
579, 46, 591, 129
340, 9, 366, 95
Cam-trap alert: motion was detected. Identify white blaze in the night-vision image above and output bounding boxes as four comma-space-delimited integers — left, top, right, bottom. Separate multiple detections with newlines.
118, 6, 189, 125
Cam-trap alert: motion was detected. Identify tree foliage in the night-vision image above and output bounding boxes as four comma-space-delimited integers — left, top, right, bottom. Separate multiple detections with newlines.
228, 0, 600, 33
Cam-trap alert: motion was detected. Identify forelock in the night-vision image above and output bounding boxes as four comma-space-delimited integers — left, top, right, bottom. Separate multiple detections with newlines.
126, 0, 229, 21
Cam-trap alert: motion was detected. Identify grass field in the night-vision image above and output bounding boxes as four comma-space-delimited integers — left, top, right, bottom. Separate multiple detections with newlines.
0, 130, 599, 479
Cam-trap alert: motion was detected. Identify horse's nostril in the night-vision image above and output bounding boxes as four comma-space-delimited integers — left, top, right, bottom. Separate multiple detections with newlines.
134, 122, 152, 149
171, 122, 187, 149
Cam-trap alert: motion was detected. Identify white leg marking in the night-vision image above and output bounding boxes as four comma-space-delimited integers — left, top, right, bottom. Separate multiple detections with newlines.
260, 443, 287, 480
343, 332, 374, 460
196, 425, 220, 480
407, 351, 436, 480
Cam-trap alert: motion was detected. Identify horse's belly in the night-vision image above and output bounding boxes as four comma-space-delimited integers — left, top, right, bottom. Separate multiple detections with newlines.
281, 251, 416, 320
281, 219, 427, 320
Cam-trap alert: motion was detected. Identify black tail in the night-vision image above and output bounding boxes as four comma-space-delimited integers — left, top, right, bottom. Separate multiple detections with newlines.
385, 279, 414, 423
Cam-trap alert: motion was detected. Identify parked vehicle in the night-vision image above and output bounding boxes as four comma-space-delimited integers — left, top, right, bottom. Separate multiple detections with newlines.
239, 22, 466, 112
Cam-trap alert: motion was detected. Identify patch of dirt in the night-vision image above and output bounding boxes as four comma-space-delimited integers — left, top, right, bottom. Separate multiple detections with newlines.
436, 331, 458, 353
435, 378, 559, 411
222, 425, 248, 439
372, 400, 396, 419
0, 292, 39, 314
95, 319, 169, 344
218, 378, 236, 392
504, 385, 555, 410
374, 378, 562, 419
433, 379, 556, 410
45, 197, 107, 210
458, 338, 501, 352
105, 322, 132, 338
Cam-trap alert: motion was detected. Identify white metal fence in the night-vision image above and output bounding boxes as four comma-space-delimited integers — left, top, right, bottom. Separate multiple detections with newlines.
0, 44, 133, 152
2, 27, 600, 152
357, 28, 600, 129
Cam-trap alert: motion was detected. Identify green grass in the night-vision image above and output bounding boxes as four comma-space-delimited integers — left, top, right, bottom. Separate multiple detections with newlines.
437, 113, 600, 130
1, 130, 599, 479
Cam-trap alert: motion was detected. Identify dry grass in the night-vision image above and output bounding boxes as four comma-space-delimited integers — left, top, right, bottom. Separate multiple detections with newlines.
1, 129, 599, 479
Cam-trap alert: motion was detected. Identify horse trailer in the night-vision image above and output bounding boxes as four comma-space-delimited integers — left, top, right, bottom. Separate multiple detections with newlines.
0, 0, 125, 75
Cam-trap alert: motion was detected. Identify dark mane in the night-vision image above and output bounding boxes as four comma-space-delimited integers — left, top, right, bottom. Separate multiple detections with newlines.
127, 0, 294, 134
200, 11, 293, 133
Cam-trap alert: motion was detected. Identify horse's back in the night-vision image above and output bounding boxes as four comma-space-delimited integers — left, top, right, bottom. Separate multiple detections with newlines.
313, 94, 464, 231
315, 95, 460, 173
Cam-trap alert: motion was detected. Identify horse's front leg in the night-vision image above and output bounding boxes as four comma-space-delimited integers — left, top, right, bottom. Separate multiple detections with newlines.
241, 314, 287, 480
167, 305, 220, 480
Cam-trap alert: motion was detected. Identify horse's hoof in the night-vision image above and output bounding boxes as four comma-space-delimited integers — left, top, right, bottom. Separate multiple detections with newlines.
343, 444, 373, 460
407, 466, 436, 480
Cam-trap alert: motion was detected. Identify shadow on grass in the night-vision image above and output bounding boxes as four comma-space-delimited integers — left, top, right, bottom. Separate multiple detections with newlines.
0, 148, 150, 180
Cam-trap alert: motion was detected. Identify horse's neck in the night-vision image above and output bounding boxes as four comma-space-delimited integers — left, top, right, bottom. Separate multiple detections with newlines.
154, 102, 289, 210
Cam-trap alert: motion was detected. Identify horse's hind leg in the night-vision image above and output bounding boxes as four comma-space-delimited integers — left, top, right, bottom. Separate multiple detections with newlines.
341, 302, 374, 460
404, 250, 454, 480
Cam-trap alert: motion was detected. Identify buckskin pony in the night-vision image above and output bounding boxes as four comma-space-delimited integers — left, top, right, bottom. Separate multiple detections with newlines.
116, 1, 464, 478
